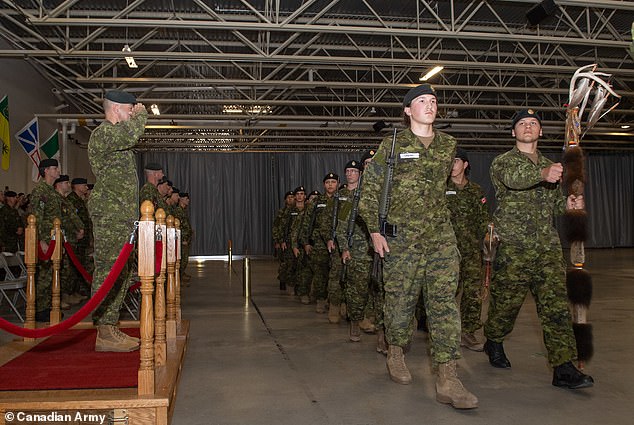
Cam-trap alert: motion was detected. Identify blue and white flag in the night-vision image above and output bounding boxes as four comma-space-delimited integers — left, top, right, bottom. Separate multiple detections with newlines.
14, 117, 41, 181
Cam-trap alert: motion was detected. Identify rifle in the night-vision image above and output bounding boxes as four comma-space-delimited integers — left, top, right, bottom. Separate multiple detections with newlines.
330, 190, 340, 247
340, 174, 364, 282
480, 222, 499, 300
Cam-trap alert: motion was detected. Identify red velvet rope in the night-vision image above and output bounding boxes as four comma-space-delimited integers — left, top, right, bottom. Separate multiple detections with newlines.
0, 242, 134, 338
154, 240, 163, 276
63, 241, 93, 283
37, 240, 56, 261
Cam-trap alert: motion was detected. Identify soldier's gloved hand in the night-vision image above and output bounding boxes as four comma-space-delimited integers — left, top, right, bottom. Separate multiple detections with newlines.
370, 232, 389, 258
541, 162, 564, 183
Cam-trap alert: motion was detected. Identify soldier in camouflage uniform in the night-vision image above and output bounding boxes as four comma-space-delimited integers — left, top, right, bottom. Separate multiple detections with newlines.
0, 191, 24, 253
483, 109, 593, 389
68, 177, 94, 293
292, 190, 315, 302
176, 192, 192, 283
301, 173, 338, 313
139, 162, 167, 213
445, 148, 489, 351
272, 191, 296, 292
28, 158, 62, 322
54, 175, 85, 307
88, 90, 147, 352
358, 84, 478, 409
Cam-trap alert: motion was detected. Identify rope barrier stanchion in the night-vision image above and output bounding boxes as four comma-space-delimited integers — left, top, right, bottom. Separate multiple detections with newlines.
50, 218, 63, 325
166, 215, 177, 341
175, 218, 182, 327
138, 201, 156, 397
243, 257, 251, 301
24, 215, 37, 342
154, 208, 167, 367
228, 239, 233, 271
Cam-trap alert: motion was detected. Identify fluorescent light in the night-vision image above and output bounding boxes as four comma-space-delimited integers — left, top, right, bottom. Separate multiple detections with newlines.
150, 104, 160, 115
419, 66, 444, 81
122, 44, 138, 68
223, 105, 243, 114
620, 125, 631, 129
247, 105, 271, 114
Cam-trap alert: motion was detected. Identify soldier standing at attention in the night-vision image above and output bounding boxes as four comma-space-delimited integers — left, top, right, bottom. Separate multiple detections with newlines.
29, 158, 62, 322
139, 163, 167, 213
68, 177, 94, 290
483, 109, 593, 389
272, 191, 296, 292
0, 191, 24, 253
176, 192, 192, 283
358, 84, 478, 409
291, 188, 314, 302
88, 90, 147, 352
446, 148, 489, 351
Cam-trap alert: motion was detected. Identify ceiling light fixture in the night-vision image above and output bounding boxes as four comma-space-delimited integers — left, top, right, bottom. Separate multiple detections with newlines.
122, 44, 138, 68
223, 105, 243, 114
419, 66, 444, 81
620, 125, 631, 129
150, 104, 160, 115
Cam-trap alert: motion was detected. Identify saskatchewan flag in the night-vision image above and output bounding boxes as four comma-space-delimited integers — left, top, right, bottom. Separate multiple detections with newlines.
41, 130, 60, 159
0, 95, 9, 170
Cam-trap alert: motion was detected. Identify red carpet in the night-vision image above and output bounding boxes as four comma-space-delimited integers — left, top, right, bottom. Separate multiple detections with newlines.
0, 328, 140, 391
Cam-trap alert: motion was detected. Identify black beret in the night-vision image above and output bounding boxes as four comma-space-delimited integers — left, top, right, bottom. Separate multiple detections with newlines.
167, 180, 173, 187
294, 186, 306, 194
455, 148, 469, 163
157, 176, 169, 185
144, 162, 163, 171
180, 192, 189, 198
361, 149, 376, 163
4, 190, 17, 197
87, 183, 94, 190
403, 84, 437, 106
323, 172, 339, 182
344, 160, 363, 172
309, 190, 320, 197
54, 175, 70, 185
105, 90, 136, 104
512, 109, 541, 128
284, 191, 294, 198
71, 177, 88, 185
39, 158, 58, 168
172, 187, 180, 194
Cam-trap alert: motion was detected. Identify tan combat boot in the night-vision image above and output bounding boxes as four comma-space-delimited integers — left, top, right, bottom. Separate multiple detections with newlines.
386, 345, 412, 384
359, 317, 376, 334
328, 303, 341, 324
376, 328, 388, 355
95, 325, 140, 352
435, 360, 478, 409
315, 299, 327, 313
349, 321, 361, 342
460, 332, 484, 352
300, 295, 310, 305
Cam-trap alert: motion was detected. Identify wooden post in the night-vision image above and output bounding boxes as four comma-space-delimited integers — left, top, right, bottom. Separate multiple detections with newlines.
24, 215, 37, 342
166, 215, 177, 341
50, 218, 62, 325
174, 218, 182, 327
154, 208, 167, 366
138, 200, 155, 396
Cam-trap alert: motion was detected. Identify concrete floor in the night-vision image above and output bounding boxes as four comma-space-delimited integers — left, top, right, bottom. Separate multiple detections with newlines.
171, 248, 634, 425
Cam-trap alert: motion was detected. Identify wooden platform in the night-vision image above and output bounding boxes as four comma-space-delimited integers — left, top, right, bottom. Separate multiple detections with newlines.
0, 320, 189, 425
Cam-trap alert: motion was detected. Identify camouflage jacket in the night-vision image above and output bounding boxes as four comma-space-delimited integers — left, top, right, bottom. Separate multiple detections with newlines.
87, 109, 148, 225
60, 195, 85, 244
139, 182, 168, 214
0, 204, 24, 252
301, 194, 333, 250
274, 205, 298, 245
446, 179, 489, 253
67, 191, 92, 246
290, 204, 308, 248
335, 185, 371, 256
29, 180, 63, 242
173, 205, 192, 242
490, 146, 566, 245
358, 128, 456, 241
272, 207, 285, 244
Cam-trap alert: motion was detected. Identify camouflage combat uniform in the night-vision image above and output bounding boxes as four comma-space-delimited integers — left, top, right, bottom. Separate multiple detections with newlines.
67, 191, 94, 279
290, 204, 312, 297
59, 195, 85, 295
446, 178, 489, 334
87, 108, 148, 326
0, 203, 23, 252
174, 204, 192, 275
301, 194, 333, 302
326, 191, 345, 307
273, 204, 298, 290
358, 128, 462, 365
484, 146, 577, 367
29, 180, 63, 313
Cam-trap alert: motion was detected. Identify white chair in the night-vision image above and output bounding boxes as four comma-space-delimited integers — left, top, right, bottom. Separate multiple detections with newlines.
0, 252, 27, 322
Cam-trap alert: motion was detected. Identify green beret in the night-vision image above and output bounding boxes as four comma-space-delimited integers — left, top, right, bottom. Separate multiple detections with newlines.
172, 187, 180, 194
39, 158, 58, 168
180, 192, 189, 198
344, 160, 363, 172
511, 109, 541, 128
403, 84, 437, 107
284, 191, 294, 198
323, 172, 339, 182
71, 177, 88, 185
144, 162, 163, 171
309, 190, 320, 197
105, 90, 136, 104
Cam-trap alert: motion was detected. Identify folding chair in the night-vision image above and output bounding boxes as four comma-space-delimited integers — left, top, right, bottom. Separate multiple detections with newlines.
0, 252, 27, 322
122, 282, 141, 320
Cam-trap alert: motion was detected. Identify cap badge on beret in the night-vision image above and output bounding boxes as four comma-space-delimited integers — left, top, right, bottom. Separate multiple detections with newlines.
323, 172, 339, 182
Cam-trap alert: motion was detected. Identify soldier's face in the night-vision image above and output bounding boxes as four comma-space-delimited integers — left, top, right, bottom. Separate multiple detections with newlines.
114, 103, 134, 122
285, 195, 295, 206
345, 168, 360, 185
5, 196, 17, 207
295, 191, 306, 203
512, 118, 542, 143
404, 94, 437, 125
158, 183, 170, 196
451, 158, 468, 177
46, 166, 61, 180
324, 179, 338, 195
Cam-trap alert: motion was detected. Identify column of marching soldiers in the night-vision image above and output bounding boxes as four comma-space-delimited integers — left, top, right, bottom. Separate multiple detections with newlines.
0, 160, 193, 324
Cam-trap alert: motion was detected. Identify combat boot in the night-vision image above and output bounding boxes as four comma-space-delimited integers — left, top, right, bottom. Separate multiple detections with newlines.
359, 317, 376, 334
300, 295, 310, 305
484, 339, 511, 368
552, 361, 594, 389
112, 326, 140, 344
349, 321, 361, 342
315, 299, 327, 313
328, 303, 341, 324
460, 332, 484, 352
386, 345, 412, 384
376, 328, 388, 355
286, 285, 295, 296
436, 361, 479, 409
95, 325, 139, 352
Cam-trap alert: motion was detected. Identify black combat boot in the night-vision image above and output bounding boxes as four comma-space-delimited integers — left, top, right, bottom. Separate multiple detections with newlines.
552, 361, 594, 389
484, 339, 511, 368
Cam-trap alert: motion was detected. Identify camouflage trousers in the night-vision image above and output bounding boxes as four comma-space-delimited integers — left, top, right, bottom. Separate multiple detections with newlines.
277, 246, 296, 289
179, 241, 190, 275
35, 260, 52, 313
382, 229, 461, 365
61, 252, 78, 295
91, 214, 134, 326
327, 250, 344, 305
342, 249, 372, 321
370, 254, 385, 328
308, 246, 330, 300
295, 250, 312, 296
457, 249, 484, 334
484, 241, 577, 367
